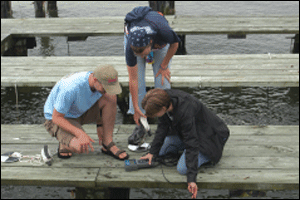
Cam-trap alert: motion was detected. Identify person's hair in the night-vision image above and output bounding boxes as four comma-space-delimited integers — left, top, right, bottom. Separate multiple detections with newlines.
142, 89, 171, 117
130, 43, 151, 54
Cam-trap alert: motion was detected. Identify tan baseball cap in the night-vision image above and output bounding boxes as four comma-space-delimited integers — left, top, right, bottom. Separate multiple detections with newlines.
93, 65, 122, 94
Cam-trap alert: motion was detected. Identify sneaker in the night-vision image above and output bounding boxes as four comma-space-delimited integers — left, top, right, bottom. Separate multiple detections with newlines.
128, 125, 146, 145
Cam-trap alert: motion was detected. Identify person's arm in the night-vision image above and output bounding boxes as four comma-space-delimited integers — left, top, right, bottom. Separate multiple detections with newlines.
161, 42, 179, 69
156, 42, 179, 84
52, 108, 95, 153
127, 64, 146, 125
181, 118, 199, 199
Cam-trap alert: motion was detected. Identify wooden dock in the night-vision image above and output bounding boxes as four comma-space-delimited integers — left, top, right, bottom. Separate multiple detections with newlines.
1, 15, 299, 198
1, 16, 299, 87
1, 54, 299, 88
1, 16, 299, 54
1, 16, 299, 37
1, 124, 299, 192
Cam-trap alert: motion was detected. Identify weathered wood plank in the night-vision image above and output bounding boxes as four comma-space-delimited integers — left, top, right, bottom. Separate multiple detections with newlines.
95, 168, 298, 190
1, 67, 298, 76
1, 166, 99, 187
1, 130, 298, 146
1, 124, 298, 138
172, 16, 299, 34
1, 151, 298, 170
1, 124, 298, 134
1, 16, 299, 38
1, 54, 298, 87
1, 144, 298, 163
1, 125, 299, 190
1, 166, 297, 190
1, 75, 298, 87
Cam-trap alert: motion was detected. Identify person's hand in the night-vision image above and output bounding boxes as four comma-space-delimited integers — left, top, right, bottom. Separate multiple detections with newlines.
140, 153, 153, 165
78, 132, 95, 154
188, 182, 198, 199
133, 108, 146, 126
156, 67, 171, 85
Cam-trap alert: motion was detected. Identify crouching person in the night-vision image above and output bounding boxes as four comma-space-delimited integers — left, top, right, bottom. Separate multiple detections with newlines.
44, 65, 129, 160
140, 89, 229, 199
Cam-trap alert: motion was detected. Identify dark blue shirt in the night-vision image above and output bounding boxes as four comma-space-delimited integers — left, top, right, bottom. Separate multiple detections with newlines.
125, 7, 180, 67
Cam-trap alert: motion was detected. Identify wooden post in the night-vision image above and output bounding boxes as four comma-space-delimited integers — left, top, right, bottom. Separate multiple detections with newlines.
47, 1, 58, 17
149, 1, 175, 15
34, 1, 45, 18
1, 1, 12, 18
292, 34, 299, 53
47, 1, 57, 10
148, 1, 186, 54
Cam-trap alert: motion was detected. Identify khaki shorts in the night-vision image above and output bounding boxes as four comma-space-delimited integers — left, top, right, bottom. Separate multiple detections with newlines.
44, 101, 102, 147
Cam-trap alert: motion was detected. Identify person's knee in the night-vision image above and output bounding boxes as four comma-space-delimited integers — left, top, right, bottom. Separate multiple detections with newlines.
177, 151, 187, 175
99, 93, 117, 108
108, 94, 117, 103
177, 163, 187, 175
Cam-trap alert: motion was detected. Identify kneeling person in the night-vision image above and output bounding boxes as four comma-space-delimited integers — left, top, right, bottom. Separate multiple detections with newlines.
140, 89, 229, 198
44, 65, 129, 160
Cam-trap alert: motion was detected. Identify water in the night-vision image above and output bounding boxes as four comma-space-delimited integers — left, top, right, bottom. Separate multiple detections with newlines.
1, 1, 299, 199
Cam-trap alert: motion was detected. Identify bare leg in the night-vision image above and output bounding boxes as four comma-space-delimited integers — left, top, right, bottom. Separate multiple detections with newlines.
98, 93, 127, 159
59, 143, 73, 156
97, 125, 103, 146
59, 94, 126, 158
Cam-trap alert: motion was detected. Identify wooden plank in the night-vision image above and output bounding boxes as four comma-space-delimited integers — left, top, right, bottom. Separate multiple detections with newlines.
1, 124, 298, 138
1, 124, 298, 137
1, 16, 298, 55
95, 167, 298, 190
1, 166, 297, 190
1, 144, 298, 161
1, 66, 298, 76
1, 125, 299, 190
1, 166, 99, 187
1, 74, 298, 87
172, 16, 299, 34
2, 127, 298, 146
1, 16, 299, 38
1, 54, 298, 87
1, 17, 125, 37
1, 150, 298, 170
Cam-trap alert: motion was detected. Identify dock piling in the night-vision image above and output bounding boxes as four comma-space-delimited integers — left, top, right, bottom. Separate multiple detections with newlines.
148, 1, 187, 55
34, 1, 45, 18
47, 1, 58, 17
292, 34, 299, 53
1, 1, 12, 18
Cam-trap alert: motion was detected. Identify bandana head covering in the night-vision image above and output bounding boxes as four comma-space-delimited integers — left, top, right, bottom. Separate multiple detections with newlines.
129, 29, 151, 47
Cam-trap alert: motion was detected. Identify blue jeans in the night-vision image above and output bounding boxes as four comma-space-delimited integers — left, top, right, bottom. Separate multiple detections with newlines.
124, 34, 172, 114
158, 135, 211, 175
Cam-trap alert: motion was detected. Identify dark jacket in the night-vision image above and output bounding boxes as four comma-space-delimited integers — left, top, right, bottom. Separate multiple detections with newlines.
149, 89, 230, 183
124, 6, 180, 67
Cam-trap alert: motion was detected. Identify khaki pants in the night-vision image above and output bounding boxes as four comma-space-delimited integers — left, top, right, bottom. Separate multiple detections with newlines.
44, 101, 102, 147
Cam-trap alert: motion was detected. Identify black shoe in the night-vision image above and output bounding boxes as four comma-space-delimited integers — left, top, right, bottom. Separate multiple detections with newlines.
57, 143, 72, 159
128, 125, 146, 145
